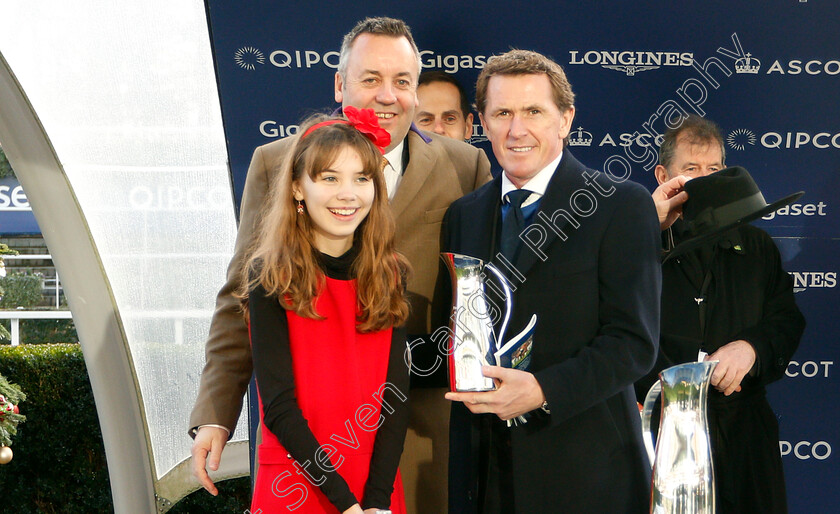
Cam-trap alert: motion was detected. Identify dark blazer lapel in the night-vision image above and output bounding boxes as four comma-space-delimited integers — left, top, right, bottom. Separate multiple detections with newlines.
390, 131, 436, 220
515, 150, 585, 277
463, 176, 503, 262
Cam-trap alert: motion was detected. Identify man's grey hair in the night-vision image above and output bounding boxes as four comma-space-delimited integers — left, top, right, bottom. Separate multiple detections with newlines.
658, 115, 726, 169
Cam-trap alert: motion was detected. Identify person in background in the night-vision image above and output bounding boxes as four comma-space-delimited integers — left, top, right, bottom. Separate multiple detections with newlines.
640, 115, 805, 513
415, 70, 474, 141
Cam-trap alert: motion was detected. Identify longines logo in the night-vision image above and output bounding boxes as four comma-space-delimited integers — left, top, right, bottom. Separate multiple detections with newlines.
726, 128, 757, 150
788, 271, 837, 293
234, 46, 265, 70
725, 129, 840, 150
568, 50, 693, 76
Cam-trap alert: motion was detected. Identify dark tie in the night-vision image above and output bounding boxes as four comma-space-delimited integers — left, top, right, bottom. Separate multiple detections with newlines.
500, 189, 531, 260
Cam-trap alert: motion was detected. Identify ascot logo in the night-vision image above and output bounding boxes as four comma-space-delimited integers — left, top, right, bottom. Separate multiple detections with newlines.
714, 34, 760, 76
734, 53, 761, 74
468, 124, 489, 145
568, 50, 693, 76
766, 59, 840, 75
234, 46, 266, 70
726, 128, 757, 150
568, 127, 593, 147
786, 360, 833, 378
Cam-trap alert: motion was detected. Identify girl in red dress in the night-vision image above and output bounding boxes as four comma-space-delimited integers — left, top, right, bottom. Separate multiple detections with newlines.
239, 108, 410, 514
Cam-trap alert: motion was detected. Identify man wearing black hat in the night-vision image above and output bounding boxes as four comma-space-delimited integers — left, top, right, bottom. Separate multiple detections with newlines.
638, 115, 805, 513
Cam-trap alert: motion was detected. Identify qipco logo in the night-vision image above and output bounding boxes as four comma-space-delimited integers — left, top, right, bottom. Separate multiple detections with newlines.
779, 440, 832, 461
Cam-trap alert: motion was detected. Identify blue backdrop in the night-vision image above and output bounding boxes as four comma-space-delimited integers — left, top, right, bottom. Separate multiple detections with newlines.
204, 1, 839, 511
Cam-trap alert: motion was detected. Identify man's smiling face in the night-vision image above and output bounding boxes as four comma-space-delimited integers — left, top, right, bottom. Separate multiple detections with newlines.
480, 73, 574, 188
335, 34, 419, 153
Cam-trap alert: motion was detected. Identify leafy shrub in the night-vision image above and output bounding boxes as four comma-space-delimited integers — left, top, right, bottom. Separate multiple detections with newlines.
0, 147, 14, 179
0, 344, 250, 512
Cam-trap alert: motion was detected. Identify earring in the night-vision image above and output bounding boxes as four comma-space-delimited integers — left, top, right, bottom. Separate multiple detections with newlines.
296, 200, 304, 215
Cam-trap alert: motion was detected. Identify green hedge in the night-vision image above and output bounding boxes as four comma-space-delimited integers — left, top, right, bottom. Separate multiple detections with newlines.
0, 344, 250, 513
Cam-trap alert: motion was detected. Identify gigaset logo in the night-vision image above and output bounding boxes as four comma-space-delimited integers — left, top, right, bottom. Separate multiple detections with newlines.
260, 121, 299, 138
419, 51, 489, 73
761, 202, 827, 220
0, 184, 30, 210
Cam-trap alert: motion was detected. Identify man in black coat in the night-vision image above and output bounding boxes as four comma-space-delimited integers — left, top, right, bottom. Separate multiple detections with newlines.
639, 115, 805, 513
443, 49, 661, 513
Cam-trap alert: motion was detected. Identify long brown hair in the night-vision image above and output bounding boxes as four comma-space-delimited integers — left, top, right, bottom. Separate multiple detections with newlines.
238, 114, 410, 332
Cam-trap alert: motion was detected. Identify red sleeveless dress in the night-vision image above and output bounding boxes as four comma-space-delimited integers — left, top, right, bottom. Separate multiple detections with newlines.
250, 276, 407, 513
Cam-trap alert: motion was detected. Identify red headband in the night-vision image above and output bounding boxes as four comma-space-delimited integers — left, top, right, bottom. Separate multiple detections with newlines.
301, 106, 391, 154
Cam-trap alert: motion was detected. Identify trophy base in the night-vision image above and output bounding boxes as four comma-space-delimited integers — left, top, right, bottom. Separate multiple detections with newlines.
453, 385, 496, 392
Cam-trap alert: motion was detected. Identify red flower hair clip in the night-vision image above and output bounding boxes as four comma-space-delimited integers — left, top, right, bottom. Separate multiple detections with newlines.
301, 106, 391, 154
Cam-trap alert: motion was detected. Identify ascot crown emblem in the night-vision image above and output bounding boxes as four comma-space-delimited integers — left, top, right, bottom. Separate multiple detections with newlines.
568, 127, 593, 147
735, 53, 761, 74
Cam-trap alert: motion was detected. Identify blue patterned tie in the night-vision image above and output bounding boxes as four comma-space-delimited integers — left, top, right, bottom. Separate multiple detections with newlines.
501, 189, 531, 260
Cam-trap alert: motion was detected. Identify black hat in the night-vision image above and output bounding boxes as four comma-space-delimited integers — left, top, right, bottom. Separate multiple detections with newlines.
664, 166, 803, 262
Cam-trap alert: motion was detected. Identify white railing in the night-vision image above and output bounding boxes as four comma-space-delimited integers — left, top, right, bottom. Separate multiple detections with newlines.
0, 309, 74, 346
1, 253, 62, 307
0, 309, 214, 346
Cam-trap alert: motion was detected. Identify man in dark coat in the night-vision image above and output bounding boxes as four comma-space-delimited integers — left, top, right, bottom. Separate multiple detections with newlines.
639, 115, 806, 513
444, 49, 661, 513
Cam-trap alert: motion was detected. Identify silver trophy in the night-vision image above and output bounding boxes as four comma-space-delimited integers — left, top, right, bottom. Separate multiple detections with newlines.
440, 253, 514, 392
641, 361, 718, 514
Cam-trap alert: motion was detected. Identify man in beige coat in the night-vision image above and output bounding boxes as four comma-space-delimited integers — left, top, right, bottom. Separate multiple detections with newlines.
189, 17, 491, 513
